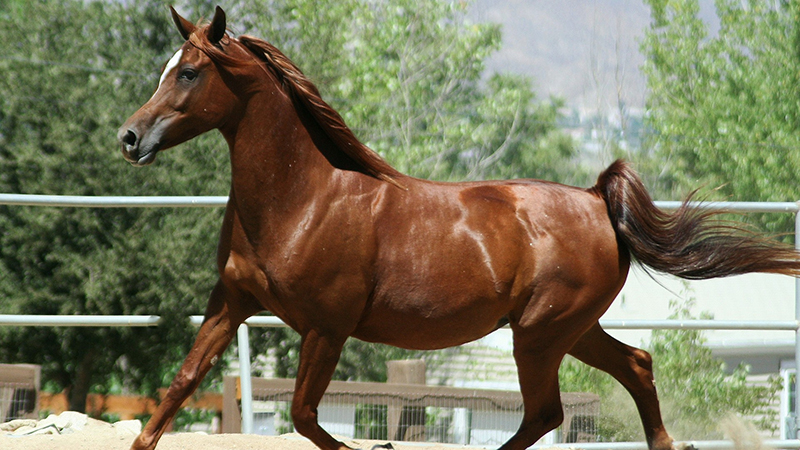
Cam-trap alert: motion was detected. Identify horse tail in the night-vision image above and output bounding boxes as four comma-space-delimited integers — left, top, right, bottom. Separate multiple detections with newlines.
594, 159, 800, 279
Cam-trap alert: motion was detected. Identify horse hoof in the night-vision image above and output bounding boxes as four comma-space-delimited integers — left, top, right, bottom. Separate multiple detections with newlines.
370, 444, 394, 450
675, 443, 697, 450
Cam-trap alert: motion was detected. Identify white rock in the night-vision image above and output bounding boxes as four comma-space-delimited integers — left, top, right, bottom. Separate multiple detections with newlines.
13, 423, 59, 436
38, 411, 89, 434
0, 419, 37, 433
9, 425, 35, 435
113, 419, 143, 437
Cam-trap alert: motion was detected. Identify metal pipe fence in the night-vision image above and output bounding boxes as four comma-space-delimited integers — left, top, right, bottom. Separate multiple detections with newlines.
0, 315, 161, 327
0, 193, 228, 208
0, 194, 799, 449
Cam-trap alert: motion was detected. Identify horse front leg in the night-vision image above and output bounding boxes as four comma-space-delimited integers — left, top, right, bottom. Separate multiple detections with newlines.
130, 280, 253, 450
291, 329, 352, 450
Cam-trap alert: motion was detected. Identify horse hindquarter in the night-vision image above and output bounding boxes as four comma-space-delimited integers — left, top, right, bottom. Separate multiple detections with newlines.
498, 185, 629, 450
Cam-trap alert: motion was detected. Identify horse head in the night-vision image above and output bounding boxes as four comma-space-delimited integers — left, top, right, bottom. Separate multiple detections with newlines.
118, 6, 247, 166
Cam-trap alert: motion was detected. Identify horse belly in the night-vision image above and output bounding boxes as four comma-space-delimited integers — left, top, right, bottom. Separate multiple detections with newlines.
358, 182, 541, 349
352, 283, 516, 350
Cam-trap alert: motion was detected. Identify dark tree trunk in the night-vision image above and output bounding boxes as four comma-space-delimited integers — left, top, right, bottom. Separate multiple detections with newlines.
67, 350, 96, 413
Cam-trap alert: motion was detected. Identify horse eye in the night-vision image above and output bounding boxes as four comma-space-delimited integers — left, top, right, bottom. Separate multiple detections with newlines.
179, 68, 198, 81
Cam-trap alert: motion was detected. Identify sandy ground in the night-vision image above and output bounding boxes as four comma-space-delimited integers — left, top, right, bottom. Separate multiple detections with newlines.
0, 418, 464, 450
0, 418, 770, 450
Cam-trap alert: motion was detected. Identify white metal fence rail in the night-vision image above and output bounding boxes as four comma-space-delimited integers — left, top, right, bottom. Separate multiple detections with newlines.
0, 193, 799, 449
0, 315, 161, 326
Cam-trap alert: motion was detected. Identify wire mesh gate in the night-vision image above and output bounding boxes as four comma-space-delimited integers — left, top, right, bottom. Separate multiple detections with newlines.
221, 376, 600, 446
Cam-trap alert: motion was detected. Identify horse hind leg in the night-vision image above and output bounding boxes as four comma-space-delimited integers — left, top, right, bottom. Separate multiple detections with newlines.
499, 287, 598, 450
568, 323, 674, 450
499, 269, 630, 450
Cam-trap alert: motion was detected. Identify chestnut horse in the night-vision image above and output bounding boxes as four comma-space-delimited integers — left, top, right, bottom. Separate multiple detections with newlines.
118, 7, 800, 450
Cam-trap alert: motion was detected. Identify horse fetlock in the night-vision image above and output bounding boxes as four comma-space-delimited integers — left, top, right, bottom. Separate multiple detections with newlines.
129, 433, 157, 450
647, 433, 677, 450
349, 443, 394, 450
673, 442, 696, 450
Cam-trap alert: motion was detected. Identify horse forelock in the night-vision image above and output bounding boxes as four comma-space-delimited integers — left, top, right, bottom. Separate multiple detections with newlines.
186, 26, 404, 187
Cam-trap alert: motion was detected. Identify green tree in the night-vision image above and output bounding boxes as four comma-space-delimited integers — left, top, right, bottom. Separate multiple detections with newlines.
641, 0, 800, 233
0, 0, 228, 412
236, 0, 584, 184
650, 298, 780, 438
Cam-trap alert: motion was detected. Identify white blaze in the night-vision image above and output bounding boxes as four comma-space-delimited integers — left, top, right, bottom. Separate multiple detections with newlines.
151, 48, 184, 98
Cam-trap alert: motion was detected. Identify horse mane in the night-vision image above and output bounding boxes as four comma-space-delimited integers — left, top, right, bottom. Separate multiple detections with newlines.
188, 27, 404, 188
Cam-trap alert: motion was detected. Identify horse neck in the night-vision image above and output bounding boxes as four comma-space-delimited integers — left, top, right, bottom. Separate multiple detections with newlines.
221, 85, 343, 216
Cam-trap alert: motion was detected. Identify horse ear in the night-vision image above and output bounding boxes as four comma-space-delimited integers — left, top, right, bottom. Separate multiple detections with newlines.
170, 6, 195, 41
207, 6, 227, 44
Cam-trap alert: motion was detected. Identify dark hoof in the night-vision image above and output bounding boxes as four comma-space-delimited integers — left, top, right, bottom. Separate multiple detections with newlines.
370, 444, 394, 450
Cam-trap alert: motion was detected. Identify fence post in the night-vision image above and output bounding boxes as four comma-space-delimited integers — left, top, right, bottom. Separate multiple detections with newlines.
237, 323, 254, 434
794, 207, 800, 439
386, 360, 426, 442
222, 376, 243, 433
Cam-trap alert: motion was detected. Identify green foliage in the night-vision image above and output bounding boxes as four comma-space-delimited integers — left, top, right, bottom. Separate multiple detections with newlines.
559, 355, 616, 398
235, 0, 583, 184
559, 354, 642, 441
0, 0, 228, 411
649, 298, 781, 438
559, 356, 641, 441
354, 404, 388, 440
172, 408, 219, 432
641, 0, 800, 233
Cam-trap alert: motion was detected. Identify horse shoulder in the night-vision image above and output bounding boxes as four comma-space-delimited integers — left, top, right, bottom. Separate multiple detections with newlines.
214, 202, 270, 293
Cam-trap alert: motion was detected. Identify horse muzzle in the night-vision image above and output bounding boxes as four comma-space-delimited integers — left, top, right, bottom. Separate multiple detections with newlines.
118, 127, 160, 166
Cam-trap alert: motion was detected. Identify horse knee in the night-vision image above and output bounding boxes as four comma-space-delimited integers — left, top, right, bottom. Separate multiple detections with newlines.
291, 403, 319, 436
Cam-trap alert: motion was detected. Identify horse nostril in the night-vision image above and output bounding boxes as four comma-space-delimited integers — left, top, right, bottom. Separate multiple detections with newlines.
122, 129, 138, 148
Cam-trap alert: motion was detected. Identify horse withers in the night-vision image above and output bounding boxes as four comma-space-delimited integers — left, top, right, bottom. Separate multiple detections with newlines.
118, 6, 800, 450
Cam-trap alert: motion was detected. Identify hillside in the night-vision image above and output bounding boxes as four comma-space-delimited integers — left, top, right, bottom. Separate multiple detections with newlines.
469, 0, 719, 110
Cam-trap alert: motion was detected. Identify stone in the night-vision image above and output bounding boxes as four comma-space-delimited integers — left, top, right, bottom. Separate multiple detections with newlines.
38, 411, 89, 434
0, 419, 37, 433
113, 419, 143, 437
